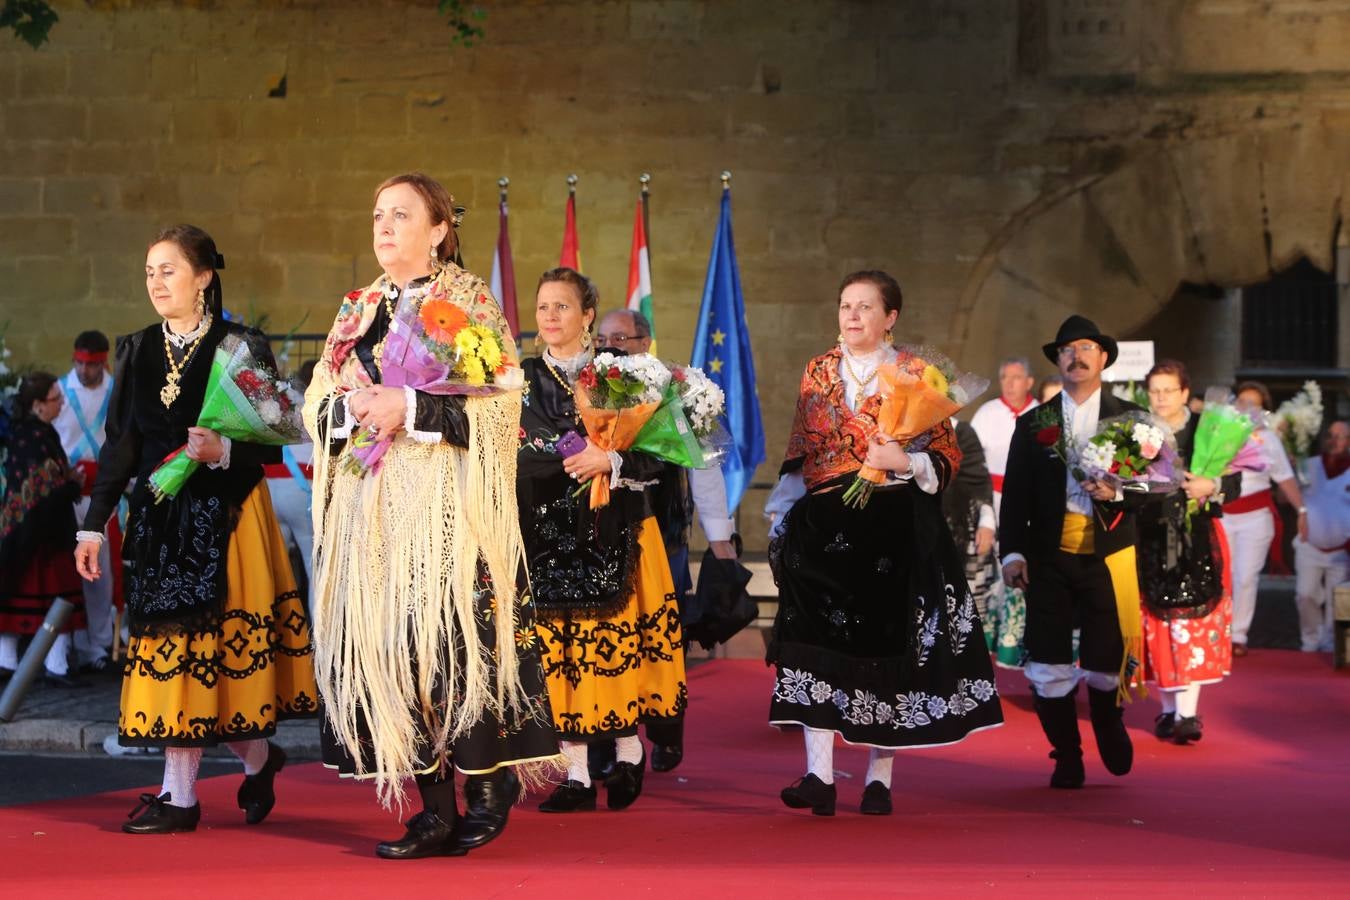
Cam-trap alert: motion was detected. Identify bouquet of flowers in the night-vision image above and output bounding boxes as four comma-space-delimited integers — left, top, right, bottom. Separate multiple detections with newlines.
346, 285, 521, 476
630, 364, 730, 472
1273, 380, 1323, 473
1069, 411, 1182, 494
572, 351, 671, 509
148, 334, 305, 502
1187, 387, 1265, 517
841, 344, 990, 508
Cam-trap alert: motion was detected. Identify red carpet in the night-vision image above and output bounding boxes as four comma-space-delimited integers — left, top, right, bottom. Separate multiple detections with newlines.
3, 651, 1349, 897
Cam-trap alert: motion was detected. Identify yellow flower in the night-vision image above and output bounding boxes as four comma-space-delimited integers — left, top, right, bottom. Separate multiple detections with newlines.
922, 364, 949, 397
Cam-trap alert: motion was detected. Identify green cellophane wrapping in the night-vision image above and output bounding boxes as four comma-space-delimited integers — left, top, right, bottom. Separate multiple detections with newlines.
631, 382, 707, 469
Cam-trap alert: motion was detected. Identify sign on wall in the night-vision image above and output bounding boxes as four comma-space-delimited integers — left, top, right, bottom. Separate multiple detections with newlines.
1103, 340, 1154, 383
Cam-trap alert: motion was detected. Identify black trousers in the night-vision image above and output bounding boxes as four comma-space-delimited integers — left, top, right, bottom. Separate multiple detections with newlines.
1024, 550, 1124, 674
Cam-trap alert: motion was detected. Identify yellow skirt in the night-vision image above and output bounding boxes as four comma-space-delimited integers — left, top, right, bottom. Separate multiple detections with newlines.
536, 516, 687, 740
119, 482, 318, 747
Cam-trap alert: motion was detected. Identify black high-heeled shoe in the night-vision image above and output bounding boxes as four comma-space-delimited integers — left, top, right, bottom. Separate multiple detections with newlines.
375, 810, 465, 859
605, 752, 646, 811
859, 780, 892, 816
538, 780, 597, 813
780, 774, 836, 816
237, 742, 286, 825
454, 768, 520, 851
122, 792, 201, 834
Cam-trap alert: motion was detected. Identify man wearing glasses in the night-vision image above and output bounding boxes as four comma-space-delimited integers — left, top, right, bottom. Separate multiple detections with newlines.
592, 308, 737, 774
1000, 316, 1143, 790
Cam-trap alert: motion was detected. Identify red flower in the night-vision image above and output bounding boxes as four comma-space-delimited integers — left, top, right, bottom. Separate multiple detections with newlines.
1035, 425, 1061, 447
607, 366, 621, 379
672, 368, 687, 382
518, 426, 526, 440
1109, 461, 1121, 474
235, 370, 264, 393
578, 367, 598, 389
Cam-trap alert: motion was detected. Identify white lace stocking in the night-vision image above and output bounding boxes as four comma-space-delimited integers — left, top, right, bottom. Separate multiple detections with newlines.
161, 747, 204, 808
228, 739, 270, 776
560, 740, 591, 787
865, 748, 895, 788
803, 727, 835, 784
615, 734, 643, 765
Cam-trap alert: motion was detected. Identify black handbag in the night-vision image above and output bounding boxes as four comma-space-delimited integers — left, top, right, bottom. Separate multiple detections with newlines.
684, 540, 757, 651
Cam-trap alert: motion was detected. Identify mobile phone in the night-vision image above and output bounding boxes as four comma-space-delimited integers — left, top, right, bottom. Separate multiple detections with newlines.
557, 430, 587, 458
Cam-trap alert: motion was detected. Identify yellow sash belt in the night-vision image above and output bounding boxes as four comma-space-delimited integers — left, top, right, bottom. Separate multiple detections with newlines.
1060, 513, 1144, 704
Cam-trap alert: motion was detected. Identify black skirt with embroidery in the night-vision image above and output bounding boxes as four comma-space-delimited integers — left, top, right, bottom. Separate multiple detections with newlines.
767, 479, 1004, 748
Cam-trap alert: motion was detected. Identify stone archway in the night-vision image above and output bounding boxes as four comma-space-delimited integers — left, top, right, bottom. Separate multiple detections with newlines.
953, 125, 1350, 371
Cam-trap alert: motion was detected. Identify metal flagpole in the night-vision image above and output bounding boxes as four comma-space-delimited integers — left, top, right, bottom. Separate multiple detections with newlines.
0, 598, 76, 722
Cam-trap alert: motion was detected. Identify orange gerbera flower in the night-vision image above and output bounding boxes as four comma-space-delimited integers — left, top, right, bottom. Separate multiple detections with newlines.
419, 297, 469, 343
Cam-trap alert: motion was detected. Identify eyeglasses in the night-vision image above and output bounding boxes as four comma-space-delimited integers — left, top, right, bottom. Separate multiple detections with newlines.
1057, 342, 1101, 357
597, 333, 643, 346
1147, 386, 1182, 397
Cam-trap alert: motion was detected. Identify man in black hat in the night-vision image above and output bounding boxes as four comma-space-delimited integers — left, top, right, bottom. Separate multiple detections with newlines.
1000, 315, 1142, 789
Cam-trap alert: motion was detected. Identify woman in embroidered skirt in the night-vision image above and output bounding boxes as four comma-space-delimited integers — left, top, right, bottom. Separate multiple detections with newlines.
1138, 361, 1241, 745
73, 225, 317, 834
517, 268, 686, 813
306, 173, 559, 859
0, 373, 86, 686
764, 270, 1003, 817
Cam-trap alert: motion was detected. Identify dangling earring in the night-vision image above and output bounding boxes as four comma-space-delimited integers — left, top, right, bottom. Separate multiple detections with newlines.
195, 289, 205, 316
580, 330, 592, 350
884, 329, 895, 346
837, 333, 844, 345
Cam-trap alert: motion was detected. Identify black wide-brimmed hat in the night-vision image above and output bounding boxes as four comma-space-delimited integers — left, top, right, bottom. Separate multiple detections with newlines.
1042, 315, 1119, 367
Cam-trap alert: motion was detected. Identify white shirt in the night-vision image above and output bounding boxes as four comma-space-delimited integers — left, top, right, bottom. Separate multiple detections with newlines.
688, 465, 734, 542
970, 396, 1038, 481
54, 368, 111, 463
1060, 386, 1103, 516
1300, 455, 1350, 552
1236, 427, 1296, 498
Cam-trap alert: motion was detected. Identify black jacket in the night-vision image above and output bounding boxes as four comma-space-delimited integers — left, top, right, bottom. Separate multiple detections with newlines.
1000, 389, 1143, 561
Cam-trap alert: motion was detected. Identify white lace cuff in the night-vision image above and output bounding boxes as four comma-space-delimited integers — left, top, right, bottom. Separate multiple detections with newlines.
207, 436, 232, 470
330, 395, 354, 440
403, 386, 441, 444
76, 530, 104, 545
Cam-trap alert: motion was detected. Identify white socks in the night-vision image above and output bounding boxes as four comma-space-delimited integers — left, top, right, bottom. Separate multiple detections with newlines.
0, 634, 17, 670
803, 727, 835, 784
228, 739, 270, 776
1160, 684, 1201, 718
1174, 683, 1201, 718
615, 735, 643, 765
865, 748, 895, 788
44, 633, 71, 675
161, 747, 204, 808
560, 740, 591, 787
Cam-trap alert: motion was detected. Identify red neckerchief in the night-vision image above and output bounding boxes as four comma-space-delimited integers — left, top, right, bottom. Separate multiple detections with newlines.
1000, 396, 1034, 417
1324, 451, 1350, 481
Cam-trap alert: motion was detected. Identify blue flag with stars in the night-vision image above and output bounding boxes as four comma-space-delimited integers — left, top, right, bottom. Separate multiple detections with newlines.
691, 187, 765, 512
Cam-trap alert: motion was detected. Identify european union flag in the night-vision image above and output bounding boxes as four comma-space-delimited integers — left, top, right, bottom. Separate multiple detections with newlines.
691, 186, 765, 512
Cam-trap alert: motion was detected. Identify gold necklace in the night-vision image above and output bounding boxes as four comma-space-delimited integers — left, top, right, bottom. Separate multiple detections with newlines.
543, 358, 580, 424
840, 348, 880, 408
371, 286, 400, 372
161, 315, 210, 407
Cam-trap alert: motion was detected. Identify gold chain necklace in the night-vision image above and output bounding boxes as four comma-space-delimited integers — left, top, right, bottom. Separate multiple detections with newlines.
371, 286, 399, 372
543, 357, 581, 424
161, 315, 211, 407
839, 348, 881, 408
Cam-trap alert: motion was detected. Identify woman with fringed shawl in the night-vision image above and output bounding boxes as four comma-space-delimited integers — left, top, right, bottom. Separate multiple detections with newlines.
305, 174, 559, 860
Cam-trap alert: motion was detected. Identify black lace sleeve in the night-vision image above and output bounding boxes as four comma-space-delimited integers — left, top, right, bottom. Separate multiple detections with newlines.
83, 332, 143, 533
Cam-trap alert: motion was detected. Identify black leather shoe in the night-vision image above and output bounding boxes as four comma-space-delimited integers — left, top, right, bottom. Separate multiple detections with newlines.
375, 810, 465, 859
605, 753, 646, 811
650, 743, 683, 773
587, 740, 617, 782
859, 780, 892, 816
538, 780, 597, 813
1171, 716, 1203, 745
122, 792, 200, 834
1087, 686, 1133, 776
43, 669, 87, 689
1154, 713, 1176, 740
455, 768, 520, 851
1049, 749, 1086, 789
237, 742, 286, 825
780, 773, 836, 816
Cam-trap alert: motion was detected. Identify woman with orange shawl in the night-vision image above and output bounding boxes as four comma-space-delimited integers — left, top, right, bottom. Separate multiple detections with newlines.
764, 270, 1003, 818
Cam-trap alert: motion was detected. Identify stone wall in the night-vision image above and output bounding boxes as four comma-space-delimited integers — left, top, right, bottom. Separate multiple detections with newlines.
3, 0, 1350, 545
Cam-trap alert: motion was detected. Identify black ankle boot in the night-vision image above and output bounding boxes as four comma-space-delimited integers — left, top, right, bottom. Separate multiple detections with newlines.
454, 768, 520, 851
1171, 715, 1203, 744
780, 774, 836, 816
605, 751, 646, 811
237, 742, 286, 825
538, 779, 597, 813
1154, 712, 1176, 740
1087, 686, 1133, 776
646, 718, 684, 773
1033, 687, 1085, 789
859, 781, 892, 816
375, 810, 465, 859
122, 792, 201, 834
